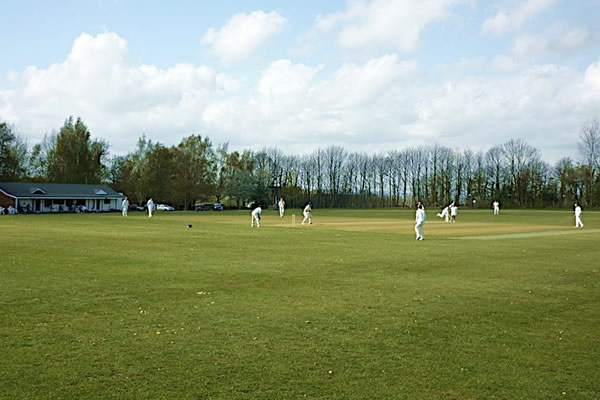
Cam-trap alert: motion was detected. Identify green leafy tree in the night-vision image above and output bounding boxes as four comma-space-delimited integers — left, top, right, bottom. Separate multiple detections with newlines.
140, 144, 175, 204
224, 150, 256, 208
172, 135, 216, 209
46, 117, 108, 184
227, 171, 258, 208
0, 122, 29, 181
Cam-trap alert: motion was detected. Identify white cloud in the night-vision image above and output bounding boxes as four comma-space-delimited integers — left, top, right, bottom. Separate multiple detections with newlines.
493, 26, 592, 66
256, 59, 322, 100
1, 31, 599, 163
236, 55, 419, 144
401, 63, 592, 161
583, 57, 600, 95
315, 55, 418, 109
201, 11, 287, 64
307, 0, 458, 52
0, 32, 237, 151
482, 0, 557, 35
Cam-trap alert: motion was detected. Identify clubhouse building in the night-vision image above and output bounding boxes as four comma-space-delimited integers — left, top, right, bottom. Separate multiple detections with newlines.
0, 182, 124, 213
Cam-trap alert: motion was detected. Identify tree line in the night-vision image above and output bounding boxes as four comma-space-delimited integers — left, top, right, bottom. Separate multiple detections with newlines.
1, 116, 599, 209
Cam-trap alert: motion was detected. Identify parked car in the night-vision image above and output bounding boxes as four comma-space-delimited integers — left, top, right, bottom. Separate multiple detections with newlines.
213, 202, 224, 211
156, 204, 175, 211
195, 204, 209, 211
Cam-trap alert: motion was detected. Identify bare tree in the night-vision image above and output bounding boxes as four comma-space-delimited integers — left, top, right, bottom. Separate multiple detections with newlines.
437, 147, 454, 205
324, 145, 347, 207
429, 145, 442, 206
502, 139, 541, 206
372, 154, 386, 207
578, 118, 600, 206
313, 149, 325, 206
485, 145, 503, 202
454, 150, 465, 204
473, 150, 487, 207
462, 149, 475, 206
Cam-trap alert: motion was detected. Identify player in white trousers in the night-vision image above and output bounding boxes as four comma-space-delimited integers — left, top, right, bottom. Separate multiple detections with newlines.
574, 203, 584, 228
415, 202, 426, 240
146, 198, 154, 218
302, 202, 312, 225
121, 196, 129, 217
278, 198, 285, 218
493, 200, 500, 215
251, 205, 262, 228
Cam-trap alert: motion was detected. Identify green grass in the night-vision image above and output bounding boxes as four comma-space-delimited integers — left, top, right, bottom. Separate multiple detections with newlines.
1, 208, 599, 399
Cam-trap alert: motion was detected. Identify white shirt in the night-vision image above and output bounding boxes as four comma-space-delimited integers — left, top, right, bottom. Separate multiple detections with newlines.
252, 207, 262, 217
278, 199, 285, 208
147, 199, 154, 210
416, 208, 426, 224
304, 204, 311, 213
575, 206, 582, 217
122, 199, 129, 209
493, 201, 499, 209
450, 206, 457, 216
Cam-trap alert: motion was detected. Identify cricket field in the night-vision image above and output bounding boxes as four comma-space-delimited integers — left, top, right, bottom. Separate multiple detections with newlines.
1, 209, 599, 399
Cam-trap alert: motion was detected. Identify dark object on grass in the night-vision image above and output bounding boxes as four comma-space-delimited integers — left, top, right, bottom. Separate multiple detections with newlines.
187, 224, 192, 228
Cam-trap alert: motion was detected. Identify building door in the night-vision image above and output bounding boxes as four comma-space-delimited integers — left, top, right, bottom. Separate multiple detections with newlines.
35, 199, 41, 212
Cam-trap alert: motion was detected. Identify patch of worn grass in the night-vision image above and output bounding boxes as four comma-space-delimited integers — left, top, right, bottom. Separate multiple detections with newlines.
1, 209, 598, 399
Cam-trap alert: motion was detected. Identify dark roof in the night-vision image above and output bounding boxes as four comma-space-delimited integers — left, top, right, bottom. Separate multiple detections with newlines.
0, 182, 122, 199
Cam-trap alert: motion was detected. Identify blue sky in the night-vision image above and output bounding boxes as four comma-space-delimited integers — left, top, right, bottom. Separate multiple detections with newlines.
1, 0, 599, 163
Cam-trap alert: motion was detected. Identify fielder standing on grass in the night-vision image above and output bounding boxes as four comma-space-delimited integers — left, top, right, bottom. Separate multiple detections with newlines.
574, 203, 584, 228
302, 202, 312, 225
121, 196, 129, 217
493, 200, 500, 215
278, 197, 285, 218
146, 197, 154, 218
251, 204, 262, 228
415, 202, 426, 240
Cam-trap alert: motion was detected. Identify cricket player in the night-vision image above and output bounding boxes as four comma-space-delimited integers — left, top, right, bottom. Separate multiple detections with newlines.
436, 204, 450, 223
121, 196, 129, 217
278, 198, 285, 218
251, 205, 262, 228
450, 203, 457, 223
493, 201, 500, 215
415, 202, 426, 240
146, 198, 154, 218
302, 202, 312, 225
574, 203, 584, 228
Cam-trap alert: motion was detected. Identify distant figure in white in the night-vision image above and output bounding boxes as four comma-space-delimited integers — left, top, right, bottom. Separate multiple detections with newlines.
574, 203, 584, 228
302, 202, 312, 225
121, 196, 129, 217
450, 203, 458, 223
437, 202, 451, 223
493, 200, 500, 215
278, 198, 285, 218
415, 202, 426, 240
146, 198, 154, 218
251, 205, 262, 228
